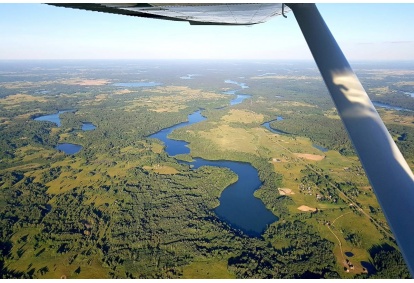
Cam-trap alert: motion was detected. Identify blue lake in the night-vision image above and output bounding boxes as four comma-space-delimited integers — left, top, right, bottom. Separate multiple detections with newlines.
149, 90, 278, 236
113, 82, 162, 87
34, 110, 74, 127
56, 143, 83, 154
34, 110, 96, 154
192, 158, 278, 236
225, 79, 249, 89
230, 94, 251, 106
82, 122, 96, 131
180, 74, 200, 80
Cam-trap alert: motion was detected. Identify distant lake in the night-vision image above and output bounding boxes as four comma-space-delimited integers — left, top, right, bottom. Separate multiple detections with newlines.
373, 101, 412, 112
224, 79, 249, 89
230, 94, 251, 106
34, 110, 74, 127
180, 74, 200, 80
257, 72, 277, 76
223, 90, 236, 95
82, 122, 96, 131
56, 143, 82, 154
113, 82, 162, 87
403, 91, 414, 98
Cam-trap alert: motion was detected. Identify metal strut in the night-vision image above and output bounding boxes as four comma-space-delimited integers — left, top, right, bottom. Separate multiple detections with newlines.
287, 3, 414, 276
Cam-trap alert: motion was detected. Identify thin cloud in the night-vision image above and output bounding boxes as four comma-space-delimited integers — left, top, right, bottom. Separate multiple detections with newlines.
384, 41, 414, 44
358, 41, 414, 45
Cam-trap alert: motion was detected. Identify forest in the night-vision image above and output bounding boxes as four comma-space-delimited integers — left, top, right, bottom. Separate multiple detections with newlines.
0, 60, 412, 278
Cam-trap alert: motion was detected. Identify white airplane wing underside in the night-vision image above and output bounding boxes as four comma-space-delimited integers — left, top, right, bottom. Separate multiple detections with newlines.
49, 3, 289, 25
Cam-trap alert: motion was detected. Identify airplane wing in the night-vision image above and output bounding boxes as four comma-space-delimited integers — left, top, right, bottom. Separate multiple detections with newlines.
49, 2, 414, 276
48, 3, 290, 25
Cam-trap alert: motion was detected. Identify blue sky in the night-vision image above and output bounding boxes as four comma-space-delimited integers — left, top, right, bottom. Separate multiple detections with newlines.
1, 3, 414, 61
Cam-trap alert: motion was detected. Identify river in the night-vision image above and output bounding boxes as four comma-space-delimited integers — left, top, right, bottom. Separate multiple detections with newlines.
149, 81, 278, 237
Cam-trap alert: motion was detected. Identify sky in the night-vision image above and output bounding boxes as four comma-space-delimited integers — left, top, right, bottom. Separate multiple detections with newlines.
1, 3, 414, 61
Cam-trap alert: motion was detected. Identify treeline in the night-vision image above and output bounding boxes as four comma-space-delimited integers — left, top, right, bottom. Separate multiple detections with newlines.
270, 113, 355, 155
229, 220, 339, 278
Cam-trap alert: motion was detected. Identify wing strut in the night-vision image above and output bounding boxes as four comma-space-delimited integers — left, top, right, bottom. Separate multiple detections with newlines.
288, 3, 414, 275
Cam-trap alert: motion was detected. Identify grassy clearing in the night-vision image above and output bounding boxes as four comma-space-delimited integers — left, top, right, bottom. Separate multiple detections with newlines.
221, 109, 264, 124
13, 145, 58, 165
0, 94, 48, 105
182, 259, 235, 279
7, 227, 110, 279
124, 86, 226, 113
143, 165, 179, 174
378, 108, 414, 127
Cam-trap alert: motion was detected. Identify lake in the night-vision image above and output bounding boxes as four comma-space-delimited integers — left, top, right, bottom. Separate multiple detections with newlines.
33, 110, 96, 154
192, 158, 278, 236
56, 143, 83, 154
262, 116, 291, 135
34, 110, 74, 127
113, 82, 162, 87
149, 84, 278, 237
225, 79, 249, 89
82, 122, 97, 131
180, 74, 200, 80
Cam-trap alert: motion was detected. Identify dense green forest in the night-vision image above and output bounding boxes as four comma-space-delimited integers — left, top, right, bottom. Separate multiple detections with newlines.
0, 60, 412, 278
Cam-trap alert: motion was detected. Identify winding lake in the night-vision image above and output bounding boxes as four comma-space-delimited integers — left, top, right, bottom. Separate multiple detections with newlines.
149, 83, 278, 236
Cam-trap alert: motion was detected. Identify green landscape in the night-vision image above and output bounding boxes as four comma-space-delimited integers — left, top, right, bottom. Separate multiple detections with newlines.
0, 60, 413, 278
